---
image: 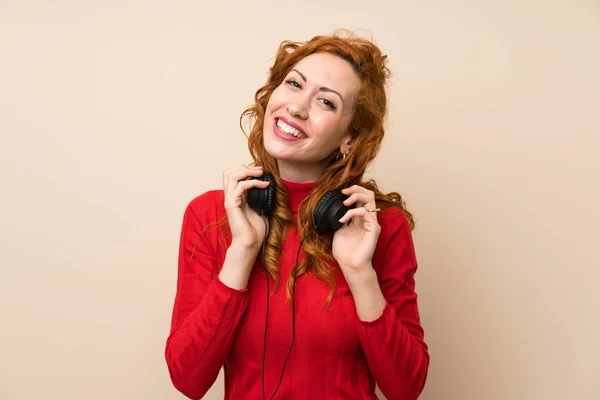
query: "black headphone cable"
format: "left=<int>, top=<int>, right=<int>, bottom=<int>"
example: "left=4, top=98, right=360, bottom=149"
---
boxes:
left=260, top=213, right=318, bottom=400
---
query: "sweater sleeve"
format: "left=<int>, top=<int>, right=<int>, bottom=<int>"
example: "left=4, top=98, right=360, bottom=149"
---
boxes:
left=165, top=194, right=249, bottom=399
left=356, top=209, right=430, bottom=400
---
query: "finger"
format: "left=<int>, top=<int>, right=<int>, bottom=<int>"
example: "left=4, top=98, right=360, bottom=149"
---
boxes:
left=236, top=178, right=270, bottom=193
left=341, top=185, right=370, bottom=195
left=230, top=179, right=270, bottom=206
left=342, top=192, right=372, bottom=208
left=223, top=165, right=263, bottom=183
left=338, top=207, right=378, bottom=225
left=341, top=186, right=375, bottom=202
left=223, top=165, right=264, bottom=195
left=342, top=192, right=377, bottom=214
left=223, top=165, right=264, bottom=206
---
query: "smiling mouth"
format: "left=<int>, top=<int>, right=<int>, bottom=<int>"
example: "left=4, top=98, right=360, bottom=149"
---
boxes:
left=275, top=118, right=307, bottom=139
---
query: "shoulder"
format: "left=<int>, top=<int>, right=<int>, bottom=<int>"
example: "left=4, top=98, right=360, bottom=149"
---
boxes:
left=373, top=205, right=417, bottom=267
left=183, top=189, right=225, bottom=223
left=377, top=205, right=412, bottom=238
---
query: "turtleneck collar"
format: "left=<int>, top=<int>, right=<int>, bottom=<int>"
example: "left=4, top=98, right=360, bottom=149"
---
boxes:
left=281, top=178, right=317, bottom=213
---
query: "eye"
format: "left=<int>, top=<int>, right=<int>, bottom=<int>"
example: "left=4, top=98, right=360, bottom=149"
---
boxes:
left=320, top=98, right=336, bottom=110
left=285, top=79, right=301, bottom=89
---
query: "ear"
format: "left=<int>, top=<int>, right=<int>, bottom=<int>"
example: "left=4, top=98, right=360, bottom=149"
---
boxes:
left=340, top=133, right=355, bottom=154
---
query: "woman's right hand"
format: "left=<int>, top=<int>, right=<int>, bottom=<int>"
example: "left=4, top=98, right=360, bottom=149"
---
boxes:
left=222, top=165, right=271, bottom=251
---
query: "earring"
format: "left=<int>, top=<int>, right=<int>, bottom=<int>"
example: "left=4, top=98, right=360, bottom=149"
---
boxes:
left=342, top=148, right=350, bottom=160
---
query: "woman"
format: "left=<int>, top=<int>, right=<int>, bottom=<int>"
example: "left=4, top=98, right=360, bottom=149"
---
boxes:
left=165, top=30, right=429, bottom=400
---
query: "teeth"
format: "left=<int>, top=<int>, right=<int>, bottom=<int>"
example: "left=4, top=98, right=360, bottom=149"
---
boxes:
left=277, top=119, right=305, bottom=138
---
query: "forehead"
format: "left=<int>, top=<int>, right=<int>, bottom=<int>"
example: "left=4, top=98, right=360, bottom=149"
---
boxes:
left=291, top=53, right=360, bottom=100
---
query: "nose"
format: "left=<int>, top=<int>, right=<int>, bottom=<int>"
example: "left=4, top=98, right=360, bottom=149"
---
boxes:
left=286, top=97, right=309, bottom=120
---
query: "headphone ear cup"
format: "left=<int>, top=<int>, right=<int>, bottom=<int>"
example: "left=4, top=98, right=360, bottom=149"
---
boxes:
left=247, top=171, right=276, bottom=215
left=263, top=172, right=275, bottom=214
left=314, top=190, right=356, bottom=233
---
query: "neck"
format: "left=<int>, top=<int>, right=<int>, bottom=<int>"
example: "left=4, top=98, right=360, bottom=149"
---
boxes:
left=280, top=177, right=317, bottom=214
left=276, top=158, right=330, bottom=183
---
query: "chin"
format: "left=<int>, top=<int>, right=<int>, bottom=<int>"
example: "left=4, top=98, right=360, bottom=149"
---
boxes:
left=263, top=142, right=291, bottom=161
left=263, top=138, right=298, bottom=162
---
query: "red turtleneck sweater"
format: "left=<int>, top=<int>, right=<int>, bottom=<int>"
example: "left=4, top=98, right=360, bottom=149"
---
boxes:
left=165, top=179, right=429, bottom=399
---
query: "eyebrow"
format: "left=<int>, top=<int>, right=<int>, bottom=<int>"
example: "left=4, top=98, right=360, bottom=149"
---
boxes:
left=291, top=68, right=345, bottom=105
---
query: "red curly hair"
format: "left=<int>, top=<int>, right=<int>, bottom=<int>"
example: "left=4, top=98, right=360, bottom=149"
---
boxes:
left=231, top=29, right=416, bottom=304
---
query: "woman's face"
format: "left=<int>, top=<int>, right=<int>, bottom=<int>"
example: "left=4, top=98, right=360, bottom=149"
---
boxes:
left=263, top=52, right=361, bottom=181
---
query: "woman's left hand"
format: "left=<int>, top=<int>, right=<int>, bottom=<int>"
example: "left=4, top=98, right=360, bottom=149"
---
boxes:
left=332, top=185, right=381, bottom=274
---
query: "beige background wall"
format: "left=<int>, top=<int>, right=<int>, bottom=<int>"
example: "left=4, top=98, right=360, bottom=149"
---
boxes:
left=1, top=1, right=599, bottom=399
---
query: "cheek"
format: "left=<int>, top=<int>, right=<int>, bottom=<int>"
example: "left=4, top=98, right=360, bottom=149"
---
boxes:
left=266, top=87, right=286, bottom=112
left=312, top=114, right=347, bottom=139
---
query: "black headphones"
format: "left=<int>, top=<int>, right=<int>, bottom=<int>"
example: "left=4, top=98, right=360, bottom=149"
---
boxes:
left=247, top=171, right=355, bottom=233
left=247, top=171, right=355, bottom=400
